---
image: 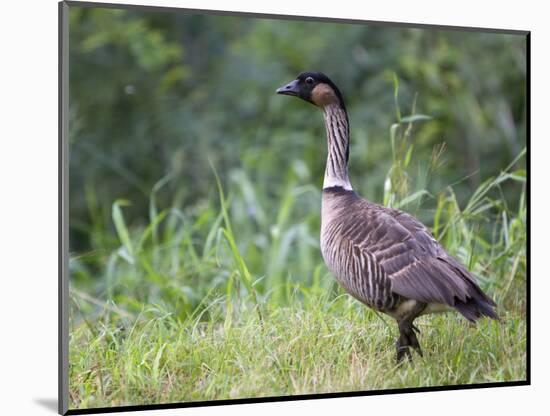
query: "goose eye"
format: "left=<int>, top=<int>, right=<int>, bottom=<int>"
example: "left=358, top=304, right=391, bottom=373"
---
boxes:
left=305, top=77, right=314, bottom=85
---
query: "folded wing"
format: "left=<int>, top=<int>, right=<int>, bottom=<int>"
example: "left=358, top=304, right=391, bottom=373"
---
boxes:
left=355, top=205, right=498, bottom=322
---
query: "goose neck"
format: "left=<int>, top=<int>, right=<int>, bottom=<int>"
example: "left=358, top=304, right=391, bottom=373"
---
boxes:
left=322, top=104, right=352, bottom=191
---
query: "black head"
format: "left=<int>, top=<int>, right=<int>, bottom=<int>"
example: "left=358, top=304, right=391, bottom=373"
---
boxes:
left=276, top=72, right=346, bottom=110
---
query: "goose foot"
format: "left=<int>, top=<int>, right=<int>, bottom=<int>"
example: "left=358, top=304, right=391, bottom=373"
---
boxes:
left=395, top=324, right=423, bottom=363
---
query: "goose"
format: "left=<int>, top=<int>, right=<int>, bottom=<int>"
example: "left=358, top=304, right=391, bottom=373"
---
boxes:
left=276, top=71, right=498, bottom=362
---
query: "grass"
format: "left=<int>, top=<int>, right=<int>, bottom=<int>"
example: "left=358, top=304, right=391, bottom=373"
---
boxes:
left=69, top=295, right=525, bottom=409
left=68, top=91, right=527, bottom=410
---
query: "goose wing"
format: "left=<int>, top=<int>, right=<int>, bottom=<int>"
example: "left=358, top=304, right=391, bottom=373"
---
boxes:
left=355, top=203, right=497, bottom=320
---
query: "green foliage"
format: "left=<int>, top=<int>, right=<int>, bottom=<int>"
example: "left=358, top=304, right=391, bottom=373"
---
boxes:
left=69, top=137, right=526, bottom=408
left=68, top=8, right=526, bottom=253
left=67, top=6, right=527, bottom=410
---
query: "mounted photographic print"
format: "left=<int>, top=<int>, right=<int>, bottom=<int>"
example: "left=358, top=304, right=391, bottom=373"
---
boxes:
left=59, top=1, right=529, bottom=414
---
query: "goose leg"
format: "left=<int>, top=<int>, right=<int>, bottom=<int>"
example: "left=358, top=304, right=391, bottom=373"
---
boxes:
left=396, top=329, right=413, bottom=362
left=395, top=302, right=426, bottom=363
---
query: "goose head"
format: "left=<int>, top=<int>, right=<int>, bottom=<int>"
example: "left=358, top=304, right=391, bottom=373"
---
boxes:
left=276, top=71, right=346, bottom=110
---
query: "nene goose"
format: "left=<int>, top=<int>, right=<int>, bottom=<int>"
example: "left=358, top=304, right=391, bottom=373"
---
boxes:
left=276, top=72, right=498, bottom=362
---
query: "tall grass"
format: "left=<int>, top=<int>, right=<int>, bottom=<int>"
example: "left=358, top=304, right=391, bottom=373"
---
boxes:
left=68, top=88, right=526, bottom=409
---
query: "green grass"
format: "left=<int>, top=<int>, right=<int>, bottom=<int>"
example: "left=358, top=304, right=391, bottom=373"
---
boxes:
left=69, top=296, right=525, bottom=408
left=68, top=101, right=527, bottom=410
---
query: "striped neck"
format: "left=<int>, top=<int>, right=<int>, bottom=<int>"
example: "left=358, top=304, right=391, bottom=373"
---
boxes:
left=322, top=103, right=352, bottom=191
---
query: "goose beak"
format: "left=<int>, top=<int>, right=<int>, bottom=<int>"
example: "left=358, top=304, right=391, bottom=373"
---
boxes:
left=276, top=79, right=300, bottom=97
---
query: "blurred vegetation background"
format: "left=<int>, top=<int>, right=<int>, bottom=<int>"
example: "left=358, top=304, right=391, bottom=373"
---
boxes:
left=68, top=6, right=526, bottom=322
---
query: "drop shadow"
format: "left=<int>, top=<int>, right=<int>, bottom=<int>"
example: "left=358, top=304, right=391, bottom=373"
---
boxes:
left=34, top=398, right=58, bottom=413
